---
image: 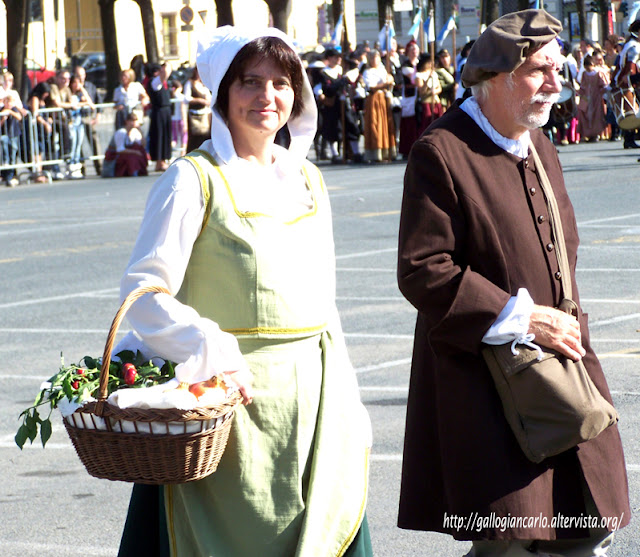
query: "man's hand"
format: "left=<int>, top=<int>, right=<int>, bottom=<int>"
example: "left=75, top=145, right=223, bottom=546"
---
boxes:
left=529, top=304, right=586, bottom=361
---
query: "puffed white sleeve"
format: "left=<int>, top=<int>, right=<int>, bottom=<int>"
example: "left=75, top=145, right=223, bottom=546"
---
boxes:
left=119, top=159, right=249, bottom=383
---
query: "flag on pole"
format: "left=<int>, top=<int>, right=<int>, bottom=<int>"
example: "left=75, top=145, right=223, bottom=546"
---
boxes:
left=630, top=1, right=640, bottom=23
left=378, top=22, right=396, bottom=52
left=424, top=16, right=436, bottom=43
left=436, top=16, right=457, bottom=43
left=331, top=14, right=344, bottom=44
left=408, top=11, right=422, bottom=39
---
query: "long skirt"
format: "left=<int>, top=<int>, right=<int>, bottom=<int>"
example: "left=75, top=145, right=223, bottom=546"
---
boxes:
left=115, top=144, right=148, bottom=177
left=364, top=91, right=396, bottom=162
left=117, top=485, right=372, bottom=557
left=399, top=115, right=419, bottom=156
left=148, top=106, right=172, bottom=161
left=417, top=101, right=444, bottom=136
left=118, top=333, right=371, bottom=557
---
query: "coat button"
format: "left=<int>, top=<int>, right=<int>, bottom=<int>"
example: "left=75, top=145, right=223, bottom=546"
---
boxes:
left=537, top=215, right=546, bottom=224
left=546, top=243, right=554, bottom=251
left=529, top=187, right=536, bottom=195
left=555, top=271, right=562, bottom=280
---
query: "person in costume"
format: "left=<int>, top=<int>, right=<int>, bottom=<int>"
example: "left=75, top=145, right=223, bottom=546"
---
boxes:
left=397, top=10, right=629, bottom=557
left=398, top=40, right=420, bottom=159
left=362, top=49, right=396, bottom=162
left=147, top=62, right=173, bottom=172
left=116, top=25, right=372, bottom=557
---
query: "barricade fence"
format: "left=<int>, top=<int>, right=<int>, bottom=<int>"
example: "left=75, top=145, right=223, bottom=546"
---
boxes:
left=0, top=100, right=165, bottom=185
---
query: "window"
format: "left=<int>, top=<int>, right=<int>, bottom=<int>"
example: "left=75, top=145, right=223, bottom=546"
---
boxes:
left=162, top=14, right=179, bottom=58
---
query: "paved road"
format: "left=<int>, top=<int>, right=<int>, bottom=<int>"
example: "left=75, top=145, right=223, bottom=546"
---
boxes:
left=1, top=141, right=638, bottom=556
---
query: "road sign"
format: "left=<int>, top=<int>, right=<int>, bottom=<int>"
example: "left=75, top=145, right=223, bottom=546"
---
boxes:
left=180, top=6, right=194, bottom=24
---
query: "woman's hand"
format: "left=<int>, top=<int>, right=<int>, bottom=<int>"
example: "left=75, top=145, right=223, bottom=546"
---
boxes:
left=529, top=304, right=586, bottom=361
left=225, top=368, right=254, bottom=405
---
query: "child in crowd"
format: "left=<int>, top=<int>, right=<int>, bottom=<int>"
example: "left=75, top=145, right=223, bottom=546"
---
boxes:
left=170, top=80, right=187, bottom=156
left=0, top=93, right=23, bottom=187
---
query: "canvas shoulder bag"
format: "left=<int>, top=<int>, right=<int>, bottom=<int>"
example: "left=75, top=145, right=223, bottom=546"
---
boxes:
left=481, top=142, right=618, bottom=464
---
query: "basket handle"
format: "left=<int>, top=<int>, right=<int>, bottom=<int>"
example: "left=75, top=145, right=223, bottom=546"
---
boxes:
left=98, top=285, right=171, bottom=402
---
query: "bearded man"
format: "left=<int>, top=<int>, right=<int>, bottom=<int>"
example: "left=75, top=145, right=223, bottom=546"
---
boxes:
left=397, top=10, right=630, bottom=557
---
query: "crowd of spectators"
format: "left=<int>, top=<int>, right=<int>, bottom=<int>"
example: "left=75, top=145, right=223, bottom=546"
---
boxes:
left=3, top=29, right=638, bottom=186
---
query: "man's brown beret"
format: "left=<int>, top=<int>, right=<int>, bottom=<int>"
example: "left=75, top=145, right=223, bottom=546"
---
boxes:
left=461, top=9, right=562, bottom=87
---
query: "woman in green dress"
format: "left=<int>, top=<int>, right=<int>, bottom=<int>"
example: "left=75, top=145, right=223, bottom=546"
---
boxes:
left=117, top=25, right=372, bottom=557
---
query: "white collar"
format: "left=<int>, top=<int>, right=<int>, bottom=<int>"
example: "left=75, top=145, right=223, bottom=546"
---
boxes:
left=460, top=96, right=530, bottom=159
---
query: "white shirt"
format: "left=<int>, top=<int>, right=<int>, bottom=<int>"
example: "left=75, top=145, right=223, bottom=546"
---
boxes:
left=113, top=127, right=143, bottom=152
left=113, top=81, right=147, bottom=111
left=460, top=96, right=534, bottom=344
left=362, top=66, right=388, bottom=89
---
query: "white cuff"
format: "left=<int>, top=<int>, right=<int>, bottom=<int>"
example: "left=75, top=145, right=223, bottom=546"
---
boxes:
left=482, top=288, right=534, bottom=345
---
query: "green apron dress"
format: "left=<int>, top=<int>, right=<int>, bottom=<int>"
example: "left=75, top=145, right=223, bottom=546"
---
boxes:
left=117, top=149, right=371, bottom=557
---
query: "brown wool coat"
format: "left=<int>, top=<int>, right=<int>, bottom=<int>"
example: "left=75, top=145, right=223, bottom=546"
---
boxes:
left=397, top=105, right=630, bottom=541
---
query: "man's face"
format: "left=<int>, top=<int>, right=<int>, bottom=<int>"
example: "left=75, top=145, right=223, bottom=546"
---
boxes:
left=57, top=72, right=71, bottom=88
left=75, top=67, right=86, bottom=84
left=492, top=39, right=563, bottom=135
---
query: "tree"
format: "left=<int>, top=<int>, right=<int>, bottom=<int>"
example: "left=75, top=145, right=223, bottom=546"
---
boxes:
left=377, top=0, right=393, bottom=31
left=263, top=0, right=291, bottom=31
left=98, top=0, right=121, bottom=101
left=3, top=0, right=30, bottom=100
left=481, top=0, right=500, bottom=27
left=331, top=0, right=350, bottom=51
left=133, top=0, right=159, bottom=64
left=215, top=0, right=234, bottom=26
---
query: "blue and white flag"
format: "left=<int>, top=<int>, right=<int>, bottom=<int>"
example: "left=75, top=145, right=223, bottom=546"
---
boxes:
left=408, top=11, right=422, bottom=39
left=424, top=16, right=436, bottom=43
left=331, top=14, right=344, bottom=44
left=629, top=1, right=640, bottom=24
left=436, top=16, right=457, bottom=43
left=378, top=22, right=396, bottom=52
left=529, top=0, right=540, bottom=9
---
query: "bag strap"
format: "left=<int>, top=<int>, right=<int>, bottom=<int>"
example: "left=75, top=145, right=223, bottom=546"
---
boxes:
left=528, top=142, right=572, bottom=302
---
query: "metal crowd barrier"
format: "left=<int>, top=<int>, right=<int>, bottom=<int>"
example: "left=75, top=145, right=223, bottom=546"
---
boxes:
left=0, top=103, right=150, bottom=185
left=0, top=99, right=184, bottom=185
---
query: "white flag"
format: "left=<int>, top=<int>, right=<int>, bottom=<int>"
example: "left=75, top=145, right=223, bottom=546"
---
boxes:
left=423, top=16, right=436, bottom=43
left=436, top=16, right=457, bottom=43
left=408, top=11, right=422, bottom=39
left=378, top=22, right=396, bottom=52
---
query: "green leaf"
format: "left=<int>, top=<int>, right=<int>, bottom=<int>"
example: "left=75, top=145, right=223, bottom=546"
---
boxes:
left=62, top=378, right=74, bottom=400
left=25, top=413, right=38, bottom=442
left=115, top=350, right=135, bottom=364
left=15, top=424, right=29, bottom=449
left=83, top=356, right=98, bottom=369
left=40, top=419, right=52, bottom=447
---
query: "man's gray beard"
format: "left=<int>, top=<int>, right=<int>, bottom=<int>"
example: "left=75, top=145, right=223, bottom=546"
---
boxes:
left=517, top=93, right=560, bottom=130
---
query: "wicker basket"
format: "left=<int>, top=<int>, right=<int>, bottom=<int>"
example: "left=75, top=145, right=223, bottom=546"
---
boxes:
left=63, top=285, right=242, bottom=485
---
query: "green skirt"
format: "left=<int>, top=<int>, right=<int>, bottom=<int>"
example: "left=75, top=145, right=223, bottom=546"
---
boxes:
left=117, top=484, right=373, bottom=557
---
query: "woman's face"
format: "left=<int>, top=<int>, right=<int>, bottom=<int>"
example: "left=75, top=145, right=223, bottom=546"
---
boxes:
left=226, top=56, right=295, bottom=141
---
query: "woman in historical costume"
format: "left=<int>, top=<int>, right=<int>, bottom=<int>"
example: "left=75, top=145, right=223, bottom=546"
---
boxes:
left=183, top=66, right=212, bottom=153
left=116, top=25, right=372, bottom=557
left=147, top=62, right=173, bottom=172
left=415, top=53, right=443, bottom=135
left=398, top=40, right=420, bottom=159
left=362, top=50, right=396, bottom=162
left=577, top=54, right=608, bottom=142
